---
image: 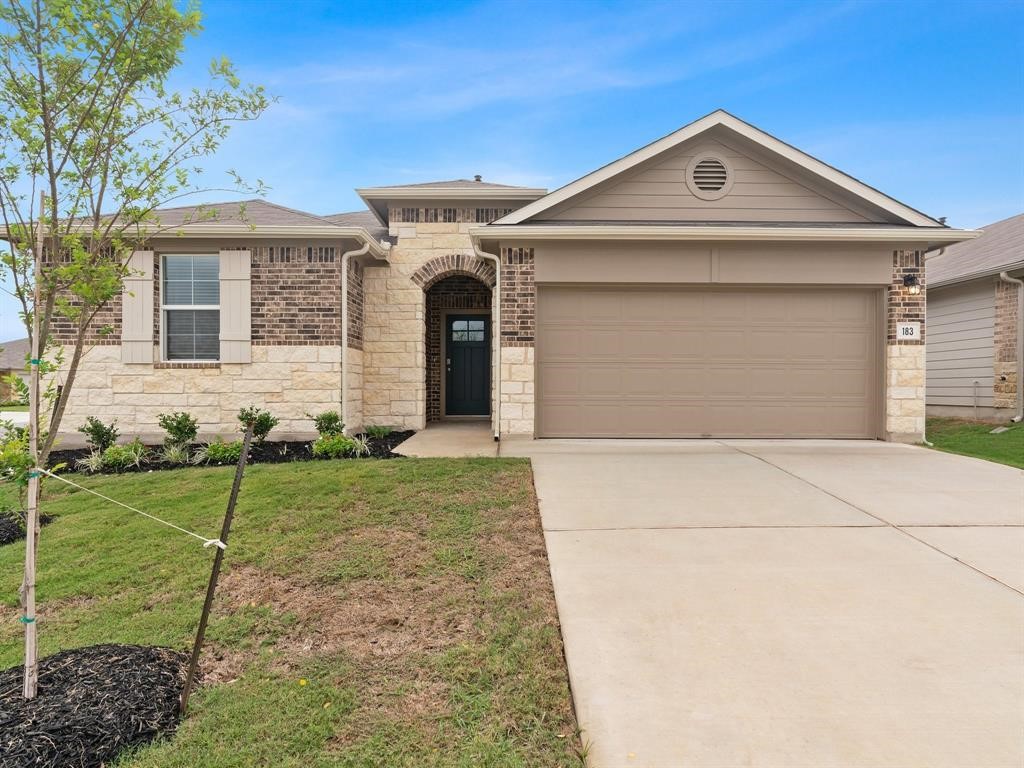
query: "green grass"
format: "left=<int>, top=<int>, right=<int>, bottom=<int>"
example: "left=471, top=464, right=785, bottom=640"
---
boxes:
left=926, top=417, right=1024, bottom=469
left=0, top=403, right=28, bottom=412
left=0, top=459, right=583, bottom=766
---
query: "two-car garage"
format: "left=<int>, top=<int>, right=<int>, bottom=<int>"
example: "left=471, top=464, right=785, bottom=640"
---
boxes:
left=535, top=285, right=883, bottom=439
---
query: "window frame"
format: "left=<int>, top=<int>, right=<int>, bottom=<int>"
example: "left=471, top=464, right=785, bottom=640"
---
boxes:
left=160, top=253, right=221, bottom=363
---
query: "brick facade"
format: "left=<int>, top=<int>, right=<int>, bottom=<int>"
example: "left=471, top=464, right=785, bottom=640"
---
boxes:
left=409, top=253, right=495, bottom=290
left=346, top=259, right=364, bottom=350
left=885, top=249, right=927, bottom=442
left=425, top=275, right=492, bottom=422
left=994, top=278, right=1020, bottom=410
left=390, top=207, right=512, bottom=224
left=500, top=247, right=535, bottom=346
left=887, top=249, right=926, bottom=344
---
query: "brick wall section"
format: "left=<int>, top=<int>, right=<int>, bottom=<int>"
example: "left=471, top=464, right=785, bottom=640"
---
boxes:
left=250, top=245, right=341, bottom=345
left=346, top=259, right=364, bottom=350
left=500, top=247, right=535, bottom=346
left=54, top=243, right=350, bottom=347
left=409, top=253, right=495, bottom=289
left=390, top=207, right=513, bottom=224
left=887, top=249, right=926, bottom=343
left=994, top=278, right=1020, bottom=409
left=425, top=276, right=492, bottom=422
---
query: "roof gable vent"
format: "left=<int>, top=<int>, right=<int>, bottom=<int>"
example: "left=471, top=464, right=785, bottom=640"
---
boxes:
left=686, top=153, right=734, bottom=200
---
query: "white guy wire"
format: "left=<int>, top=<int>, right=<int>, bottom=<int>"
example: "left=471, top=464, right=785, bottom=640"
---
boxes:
left=33, top=468, right=226, bottom=550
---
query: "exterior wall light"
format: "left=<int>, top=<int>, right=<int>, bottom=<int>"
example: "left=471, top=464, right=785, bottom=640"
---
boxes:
left=903, top=273, right=922, bottom=295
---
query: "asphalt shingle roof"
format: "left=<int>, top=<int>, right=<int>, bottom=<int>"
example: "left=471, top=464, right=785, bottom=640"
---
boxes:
left=927, top=213, right=1024, bottom=285
left=0, top=338, right=29, bottom=370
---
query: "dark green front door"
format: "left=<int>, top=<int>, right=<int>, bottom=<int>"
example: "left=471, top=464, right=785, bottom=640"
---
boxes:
left=446, top=315, right=490, bottom=416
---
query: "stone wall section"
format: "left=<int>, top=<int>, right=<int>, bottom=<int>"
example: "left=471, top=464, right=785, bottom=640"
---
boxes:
left=994, top=278, right=1020, bottom=410
left=344, top=347, right=364, bottom=432
left=57, top=344, right=339, bottom=438
left=885, top=248, right=926, bottom=442
left=500, top=346, right=535, bottom=435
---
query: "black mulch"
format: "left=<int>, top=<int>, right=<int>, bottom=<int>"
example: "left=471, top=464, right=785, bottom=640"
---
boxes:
left=0, top=644, right=188, bottom=768
left=46, top=430, right=416, bottom=475
left=0, top=512, right=55, bottom=548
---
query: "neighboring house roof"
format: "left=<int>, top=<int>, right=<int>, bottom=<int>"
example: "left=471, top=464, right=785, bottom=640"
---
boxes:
left=927, top=213, right=1024, bottom=287
left=494, top=109, right=945, bottom=229
left=356, top=179, right=548, bottom=224
left=323, top=209, right=388, bottom=241
left=0, top=338, right=29, bottom=371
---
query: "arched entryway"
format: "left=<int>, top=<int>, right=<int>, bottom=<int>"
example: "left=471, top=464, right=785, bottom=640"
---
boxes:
left=424, top=274, right=493, bottom=422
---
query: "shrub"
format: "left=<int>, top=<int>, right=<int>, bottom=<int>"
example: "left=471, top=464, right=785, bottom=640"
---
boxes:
left=157, top=411, right=198, bottom=446
left=237, top=406, right=278, bottom=444
left=160, top=443, right=191, bottom=466
left=194, top=438, right=243, bottom=465
left=307, top=410, right=344, bottom=437
left=3, top=374, right=29, bottom=405
left=311, top=434, right=356, bottom=459
left=0, top=423, right=32, bottom=485
left=101, top=438, right=146, bottom=471
left=78, top=416, right=119, bottom=453
left=75, top=451, right=104, bottom=474
left=365, top=425, right=392, bottom=439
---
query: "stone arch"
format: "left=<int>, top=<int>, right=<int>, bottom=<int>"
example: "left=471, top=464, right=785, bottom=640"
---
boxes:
left=410, top=254, right=496, bottom=290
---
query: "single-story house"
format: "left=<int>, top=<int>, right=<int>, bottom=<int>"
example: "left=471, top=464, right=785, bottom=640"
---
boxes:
left=30, top=110, right=978, bottom=443
left=926, top=213, right=1023, bottom=421
left=0, top=338, right=30, bottom=403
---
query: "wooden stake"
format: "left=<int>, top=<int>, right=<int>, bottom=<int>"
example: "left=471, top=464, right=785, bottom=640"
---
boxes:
left=179, top=424, right=255, bottom=714
left=21, top=190, right=44, bottom=700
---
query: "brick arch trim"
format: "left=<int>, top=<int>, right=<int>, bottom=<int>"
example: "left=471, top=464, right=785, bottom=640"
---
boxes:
left=410, top=254, right=496, bottom=290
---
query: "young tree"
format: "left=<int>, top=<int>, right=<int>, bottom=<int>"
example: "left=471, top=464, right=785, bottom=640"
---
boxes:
left=0, top=0, right=269, bottom=697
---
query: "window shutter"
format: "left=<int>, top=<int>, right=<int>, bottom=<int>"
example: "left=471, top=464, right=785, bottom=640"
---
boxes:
left=219, top=250, right=251, bottom=363
left=121, top=250, right=154, bottom=363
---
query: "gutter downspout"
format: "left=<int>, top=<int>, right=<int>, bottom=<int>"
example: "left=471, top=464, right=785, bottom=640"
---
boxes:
left=340, top=241, right=371, bottom=435
left=473, top=243, right=501, bottom=441
left=999, top=271, right=1024, bottom=423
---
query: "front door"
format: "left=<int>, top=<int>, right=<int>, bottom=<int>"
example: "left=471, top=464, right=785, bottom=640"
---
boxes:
left=446, top=315, right=490, bottom=416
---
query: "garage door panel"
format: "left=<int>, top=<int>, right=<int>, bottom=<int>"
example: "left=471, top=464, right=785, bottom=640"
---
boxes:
left=537, top=286, right=879, bottom=438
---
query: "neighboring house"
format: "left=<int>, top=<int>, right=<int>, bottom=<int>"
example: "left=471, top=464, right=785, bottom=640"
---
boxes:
left=0, top=338, right=30, bottom=403
left=926, top=213, right=1024, bottom=421
left=6, top=110, right=977, bottom=443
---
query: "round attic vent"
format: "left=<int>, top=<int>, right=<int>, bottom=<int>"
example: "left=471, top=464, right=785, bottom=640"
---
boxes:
left=685, top=153, right=734, bottom=200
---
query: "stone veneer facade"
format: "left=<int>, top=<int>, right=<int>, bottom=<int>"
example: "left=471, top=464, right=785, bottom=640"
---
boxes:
left=885, top=249, right=927, bottom=442
left=993, top=278, right=1020, bottom=411
left=47, top=221, right=935, bottom=443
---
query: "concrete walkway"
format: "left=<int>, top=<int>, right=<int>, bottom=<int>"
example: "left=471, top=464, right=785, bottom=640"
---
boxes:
left=393, top=420, right=497, bottom=457
left=501, top=439, right=1024, bottom=768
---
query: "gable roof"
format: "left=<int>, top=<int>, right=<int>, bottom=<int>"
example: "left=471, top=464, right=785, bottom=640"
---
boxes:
left=927, top=213, right=1024, bottom=287
left=356, top=179, right=547, bottom=224
left=494, top=110, right=942, bottom=228
left=147, top=199, right=343, bottom=229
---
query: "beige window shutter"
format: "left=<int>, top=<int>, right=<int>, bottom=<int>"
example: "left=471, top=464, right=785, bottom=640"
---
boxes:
left=219, top=249, right=252, bottom=363
left=121, top=250, right=154, bottom=363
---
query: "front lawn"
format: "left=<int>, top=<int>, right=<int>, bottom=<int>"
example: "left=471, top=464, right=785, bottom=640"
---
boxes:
left=0, top=459, right=583, bottom=766
left=926, top=417, right=1024, bottom=469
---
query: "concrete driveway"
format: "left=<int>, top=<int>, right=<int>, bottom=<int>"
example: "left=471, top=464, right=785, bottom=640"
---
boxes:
left=501, top=439, right=1024, bottom=768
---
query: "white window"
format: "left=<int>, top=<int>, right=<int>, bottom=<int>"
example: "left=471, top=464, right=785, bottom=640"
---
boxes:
left=162, top=254, right=220, bottom=361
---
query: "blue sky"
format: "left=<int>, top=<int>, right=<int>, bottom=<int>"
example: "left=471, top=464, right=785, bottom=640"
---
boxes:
left=2, top=0, right=1023, bottom=340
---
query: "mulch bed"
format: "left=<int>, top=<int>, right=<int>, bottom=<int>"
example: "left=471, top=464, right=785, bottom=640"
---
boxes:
left=46, top=430, right=416, bottom=476
left=0, top=644, right=188, bottom=767
left=0, top=512, right=55, bottom=548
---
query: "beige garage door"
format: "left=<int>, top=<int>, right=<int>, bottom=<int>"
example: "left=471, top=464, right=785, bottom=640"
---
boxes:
left=537, top=286, right=881, bottom=438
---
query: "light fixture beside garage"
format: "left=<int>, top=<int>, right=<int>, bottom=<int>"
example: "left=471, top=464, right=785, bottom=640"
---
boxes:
left=903, top=273, right=922, bottom=295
